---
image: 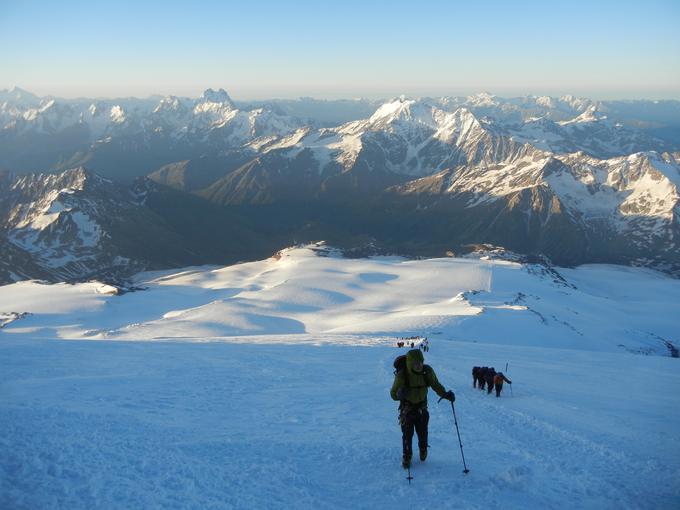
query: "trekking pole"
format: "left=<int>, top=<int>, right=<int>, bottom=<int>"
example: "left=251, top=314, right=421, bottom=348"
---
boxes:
left=439, top=397, right=470, bottom=474
left=406, top=465, right=413, bottom=484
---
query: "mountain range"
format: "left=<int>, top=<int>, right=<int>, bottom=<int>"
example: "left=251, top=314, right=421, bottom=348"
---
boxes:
left=1, top=87, right=679, bottom=284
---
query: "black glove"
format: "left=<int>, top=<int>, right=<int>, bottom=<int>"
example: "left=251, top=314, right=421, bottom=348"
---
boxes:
left=445, top=390, right=455, bottom=402
left=396, top=387, right=406, bottom=400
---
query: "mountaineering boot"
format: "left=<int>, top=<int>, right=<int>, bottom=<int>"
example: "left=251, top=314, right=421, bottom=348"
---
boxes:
left=402, top=453, right=412, bottom=469
left=419, top=447, right=428, bottom=462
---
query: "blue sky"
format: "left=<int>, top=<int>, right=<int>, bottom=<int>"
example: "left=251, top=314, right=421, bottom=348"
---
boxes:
left=1, top=0, right=678, bottom=99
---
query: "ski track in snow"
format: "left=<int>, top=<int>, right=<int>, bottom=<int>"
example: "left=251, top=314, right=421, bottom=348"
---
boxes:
left=1, top=338, right=679, bottom=509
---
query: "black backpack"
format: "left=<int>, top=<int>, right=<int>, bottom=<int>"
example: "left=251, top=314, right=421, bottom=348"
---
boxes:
left=393, top=354, right=407, bottom=374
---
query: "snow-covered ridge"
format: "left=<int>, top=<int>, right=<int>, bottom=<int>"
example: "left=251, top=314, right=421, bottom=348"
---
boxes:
left=1, top=244, right=677, bottom=358
left=238, top=93, right=672, bottom=184
left=250, top=97, right=514, bottom=177
left=1, top=88, right=674, bottom=162
left=3, top=168, right=104, bottom=259
left=0, top=87, right=303, bottom=146
left=558, top=104, right=605, bottom=125
left=555, top=151, right=680, bottom=222
left=393, top=148, right=680, bottom=241
left=0, top=168, right=158, bottom=281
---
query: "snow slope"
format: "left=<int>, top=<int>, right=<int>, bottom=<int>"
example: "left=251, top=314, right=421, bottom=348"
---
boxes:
left=1, top=245, right=677, bottom=356
left=1, top=337, right=678, bottom=509
left=1, top=246, right=679, bottom=508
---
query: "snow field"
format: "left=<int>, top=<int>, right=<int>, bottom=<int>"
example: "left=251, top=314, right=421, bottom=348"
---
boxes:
left=1, top=338, right=678, bottom=509
left=1, top=247, right=680, bottom=508
left=0, top=247, right=677, bottom=358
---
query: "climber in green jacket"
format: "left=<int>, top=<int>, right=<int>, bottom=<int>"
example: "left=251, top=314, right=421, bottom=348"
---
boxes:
left=391, top=349, right=455, bottom=469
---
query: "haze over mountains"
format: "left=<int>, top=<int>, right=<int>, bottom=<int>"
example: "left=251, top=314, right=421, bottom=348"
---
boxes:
left=1, top=87, right=679, bottom=284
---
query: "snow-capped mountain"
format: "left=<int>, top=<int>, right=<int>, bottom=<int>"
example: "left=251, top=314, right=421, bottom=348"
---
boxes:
left=0, top=86, right=42, bottom=115
left=193, top=97, right=535, bottom=204
left=449, top=92, right=597, bottom=122
left=502, top=105, right=670, bottom=157
left=1, top=88, right=677, bottom=183
left=176, top=95, right=676, bottom=207
left=0, top=168, right=203, bottom=283
left=1, top=89, right=679, bottom=282
left=140, top=89, right=303, bottom=149
left=390, top=149, right=680, bottom=269
left=0, top=88, right=304, bottom=181
left=0, top=166, right=298, bottom=285
left=253, top=97, right=527, bottom=177
left=396, top=150, right=680, bottom=222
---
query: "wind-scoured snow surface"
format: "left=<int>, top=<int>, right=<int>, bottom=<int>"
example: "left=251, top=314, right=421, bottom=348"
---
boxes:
left=1, top=246, right=679, bottom=509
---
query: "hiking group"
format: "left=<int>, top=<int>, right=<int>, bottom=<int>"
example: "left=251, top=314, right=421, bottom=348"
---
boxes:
left=390, top=350, right=512, bottom=473
left=472, top=366, right=512, bottom=397
left=396, top=336, right=428, bottom=351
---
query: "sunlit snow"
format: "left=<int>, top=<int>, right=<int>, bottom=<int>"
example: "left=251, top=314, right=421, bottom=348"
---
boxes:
left=1, top=246, right=678, bottom=508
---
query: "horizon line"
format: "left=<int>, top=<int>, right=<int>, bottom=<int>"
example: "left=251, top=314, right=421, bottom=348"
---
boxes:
left=2, top=86, right=680, bottom=103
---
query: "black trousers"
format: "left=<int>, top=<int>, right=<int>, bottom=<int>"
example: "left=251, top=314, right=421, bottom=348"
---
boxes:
left=401, top=408, right=429, bottom=456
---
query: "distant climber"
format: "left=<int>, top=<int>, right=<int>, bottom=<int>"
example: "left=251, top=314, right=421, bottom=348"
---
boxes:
left=391, top=349, right=455, bottom=469
left=477, top=366, right=489, bottom=390
left=484, top=367, right=497, bottom=395
left=472, top=366, right=480, bottom=388
left=493, top=372, right=512, bottom=397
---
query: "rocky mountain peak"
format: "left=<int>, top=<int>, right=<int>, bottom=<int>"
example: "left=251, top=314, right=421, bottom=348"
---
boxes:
left=199, top=88, right=234, bottom=107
